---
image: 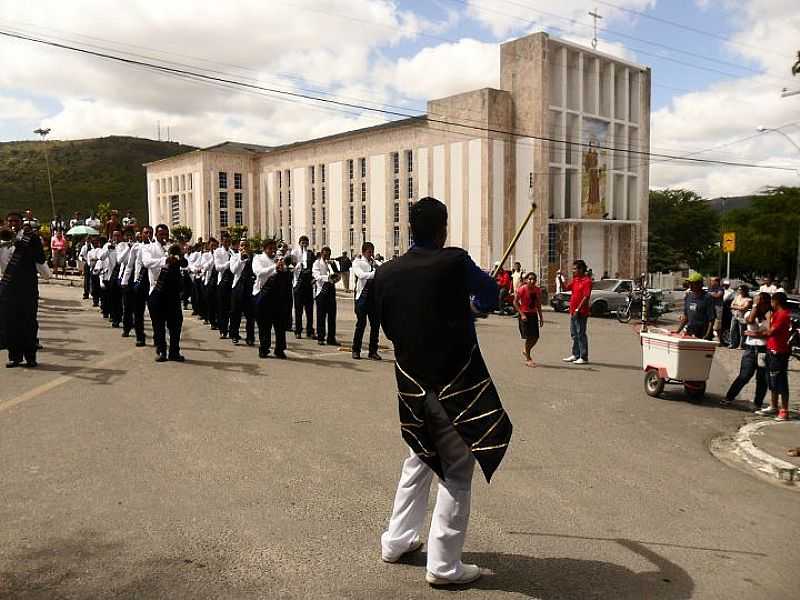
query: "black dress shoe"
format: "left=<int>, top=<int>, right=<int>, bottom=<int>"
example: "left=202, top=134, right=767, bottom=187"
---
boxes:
left=327, top=339, right=341, bottom=347
left=368, top=352, right=382, bottom=361
left=155, top=354, right=168, bottom=363
left=231, top=337, right=240, bottom=345
left=111, top=322, right=120, bottom=328
left=245, top=339, right=255, bottom=346
left=121, top=331, right=130, bottom=338
left=219, top=333, right=228, bottom=339
left=210, top=325, right=218, bottom=331
left=22, top=361, right=38, bottom=368
left=168, top=354, right=185, bottom=363
left=5, top=361, right=21, bottom=368
left=295, top=332, right=302, bottom=339
left=318, top=340, right=326, bottom=346
left=352, top=351, right=361, bottom=360
left=274, top=350, right=288, bottom=359
left=258, top=349, right=269, bottom=359
left=135, top=340, right=146, bottom=347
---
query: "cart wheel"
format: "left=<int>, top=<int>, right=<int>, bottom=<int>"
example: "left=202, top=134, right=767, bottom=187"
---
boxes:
left=644, top=370, right=665, bottom=397
left=684, top=382, right=706, bottom=401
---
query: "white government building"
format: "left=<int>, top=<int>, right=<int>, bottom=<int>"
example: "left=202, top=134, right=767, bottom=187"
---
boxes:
left=145, top=31, right=651, bottom=287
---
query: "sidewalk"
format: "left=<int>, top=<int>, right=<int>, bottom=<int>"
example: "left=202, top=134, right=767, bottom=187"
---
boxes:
left=730, top=419, right=800, bottom=485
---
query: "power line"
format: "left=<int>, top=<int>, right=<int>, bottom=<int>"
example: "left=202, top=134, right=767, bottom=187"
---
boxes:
left=0, top=28, right=795, bottom=174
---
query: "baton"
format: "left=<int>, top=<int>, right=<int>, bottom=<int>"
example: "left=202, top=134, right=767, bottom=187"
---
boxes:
left=490, top=202, right=537, bottom=278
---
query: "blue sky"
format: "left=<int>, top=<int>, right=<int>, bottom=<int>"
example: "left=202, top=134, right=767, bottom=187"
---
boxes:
left=0, top=0, right=798, bottom=195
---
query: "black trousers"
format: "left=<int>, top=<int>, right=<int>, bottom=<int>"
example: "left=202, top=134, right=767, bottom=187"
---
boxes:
left=121, top=283, right=135, bottom=333
left=133, top=277, right=149, bottom=343
left=230, top=284, right=255, bottom=341
left=256, top=291, right=286, bottom=353
left=205, top=278, right=218, bottom=327
left=100, top=282, right=110, bottom=318
left=148, top=290, right=183, bottom=357
left=90, top=273, right=101, bottom=306
left=193, top=278, right=206, bottom=319
left=108, top=277, right=122, bottom=325
left=217, top=274, right=233, bottom=334
left=294, top=282, right=314, bottom=335
left=352, top=296, right=379, bottom=354
left=82, top=264, right=91, bottom=298
left=182, top=272, right=193, bottom=310
left=725, top=345, right=767, bottom=406
left=315, top=287, right=337, bottom=343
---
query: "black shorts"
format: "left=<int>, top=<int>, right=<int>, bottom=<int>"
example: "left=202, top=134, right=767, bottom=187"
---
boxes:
left=767, top=352, right=790, bottom=396
left=518, top=313, right=540, bottom=339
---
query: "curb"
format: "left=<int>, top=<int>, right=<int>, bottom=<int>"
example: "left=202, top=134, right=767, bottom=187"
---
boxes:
left=732, top=420, right=799, bottom=484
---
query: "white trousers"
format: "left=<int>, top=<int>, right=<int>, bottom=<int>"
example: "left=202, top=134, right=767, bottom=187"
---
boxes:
left=381, top=392, right=475, bottom=579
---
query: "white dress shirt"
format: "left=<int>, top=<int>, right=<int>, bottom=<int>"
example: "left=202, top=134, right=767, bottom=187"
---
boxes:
left=230, top=251, right=248, bottom=288
left=312, top=258, right=335, bottom=298
left=116, top=242, right=133, bottom=283
left=140, top=241, right=169, bottom=295
left=351, top=255, right=376, bottom=301
left=290, top=246, right=311, bottom=287
left=214, top=246, right=233, bottom=284
left=201, top=251, right=215, bottom=285
left=0, top=245, right=13, bottom=277
left=251, top=252, right=278, bottom=296
left=97, top=241, right=119, bottom=282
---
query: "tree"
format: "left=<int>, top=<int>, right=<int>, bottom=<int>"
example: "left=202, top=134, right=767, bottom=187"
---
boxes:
left=648, top=189, right=720, bottom=273
left=228, top=224, right=248, bottom=242
left=720, top=186, right=799, bottom=283
left=170, top=225, right=192, bottom=242
left=95, top=201, right=113, bottom=224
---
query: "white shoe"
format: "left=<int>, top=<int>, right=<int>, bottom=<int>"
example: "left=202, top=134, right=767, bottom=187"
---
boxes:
left=381, top=538, right=423, bottom=563
left=573, top=358, right=588, bottom=365
left=426, top=564, right=483, bottom=586
left=562, top=355, right=577, bottom=362
left=755, top=406, right=777, bottom=416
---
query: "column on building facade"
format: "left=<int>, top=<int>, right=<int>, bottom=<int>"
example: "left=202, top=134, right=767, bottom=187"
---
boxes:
left=328, top=161, right=344, bottom=256
left=368, top=154, right=387, bottom=256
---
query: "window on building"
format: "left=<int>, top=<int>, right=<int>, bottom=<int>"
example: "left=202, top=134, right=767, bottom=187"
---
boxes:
left=170, top=196, right=180, bottom=226
left=312, top=207, right=316, bottom=226
left=349, top=182, right=354, bottom=203
left=392, top=152, right=399, bottom=175
left=360, top=157, right=366, bottom=178
left=235, top=211, right=243, bottom=226
left=219, top=172, right=227, bottom=189
left=349, top=205, right=354, bottom=225
left=322, top=207, right=326, bottom=226
left=219, top=191, right=228, bottom=209
left=181, top=174, right=186, bottom=190
left=361, top=227, right=366, bottom=242
left=234, top=173, right=242, bottom=189
left=320, top=164, right=326, bottom=183
left=310, top=165, right=315, bottom=185
left=393, top=178, right=400, bottom=201
left=361, top=181, right=367, bottom=202
left=288, top=189, right=292, bottom=206
left=321, top=186, right=326, bottom=203
left=312, top=230, right=317, bottom=246
left=393, top=226, right=400, bottom=248
left=361, top=204, right=366, bottom=224
left=348, top=159, right=354, bottom=180
left=168, top=178, right=172, bottom=193
left=407, top=176, right=413, bottom=200
left=322, top=228, right=327, bottom=245
left=286, top=170, right=291, bottom=187
left=277, top=170, right=282, bottom=187
left=174, top=176, right=179, bottom=193
left=288, top=208, right=292, bottom=227
left=311, top=187, right=316, bottom=205
left=279, top=209, right=283, bottom=225
left=279, top=190, right=282, bottom=207
left=188, top=173, right=192, bottom=190
left=393, top=202, right=400, bottom=223
left=406, top=149, right=413, bottom=173
left=219, top=191, right=229, bottom=228
left=349, top=228, right=354, bottom=246
left=220, top=210, right=229, bottom=228
left=234, top=192, right=243, bottom=210
left=408, top=225, right=413, bottom=248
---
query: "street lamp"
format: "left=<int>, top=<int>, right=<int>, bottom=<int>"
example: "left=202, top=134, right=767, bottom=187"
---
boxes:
left=756, top=125, right=800, bottom=293
left=33, top=127, right=57, bottom=223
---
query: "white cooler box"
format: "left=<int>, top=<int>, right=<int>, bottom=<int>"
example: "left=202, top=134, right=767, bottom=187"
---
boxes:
left=640, top=331, right=717, bottom=381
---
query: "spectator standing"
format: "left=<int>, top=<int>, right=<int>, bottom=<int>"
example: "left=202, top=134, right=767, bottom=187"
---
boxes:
left=337, top=250, right=352, bottom=292
left=23, top=209, right=39, bottom=230
left=85, top=213, right=101, bottom=230
left=69, top=212, right=82, bottom=229
left=510, top=262, right=525, bottom=291
left=675, top=273, right=715, bottom=338
left=562, top=259, right=592, bottom=365
left=708, top=276, right=724, bottom=343
left=122, top=211, right=137, bottom=229
left=728, top=284, right=752, bottom=349
left=555, top=269, right=565, bottom=294
left=514, top=272, right=544, bottom=367
left=752, top=292, right=793, bottom=421
left=494, top=263, right=513, bottom=312
left=104, top=210, right=121, bottom=238
left=50, top=229, right=69, bottom=279
left=723, top=292, right=769, bottom=408
left=759, top=275, right=778, bottom=295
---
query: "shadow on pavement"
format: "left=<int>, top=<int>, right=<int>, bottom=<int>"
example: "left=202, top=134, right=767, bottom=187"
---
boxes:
left=31, top=363, right=126, bottom=385
left=458, top=539, right=695, bottom=599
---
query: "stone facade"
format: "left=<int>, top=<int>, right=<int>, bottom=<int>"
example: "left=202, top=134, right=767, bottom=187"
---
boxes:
left=145, top=32, right=651, bottom=286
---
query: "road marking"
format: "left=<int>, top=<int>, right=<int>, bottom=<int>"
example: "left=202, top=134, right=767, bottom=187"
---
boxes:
left=0, top=347, right=139, bottom=415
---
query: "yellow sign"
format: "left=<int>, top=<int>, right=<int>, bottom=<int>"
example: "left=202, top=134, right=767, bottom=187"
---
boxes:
left=722, top=232, right=736, bottom=253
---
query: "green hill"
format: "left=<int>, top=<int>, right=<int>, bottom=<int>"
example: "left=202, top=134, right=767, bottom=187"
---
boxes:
left=0, top=136, right=197, bottom=223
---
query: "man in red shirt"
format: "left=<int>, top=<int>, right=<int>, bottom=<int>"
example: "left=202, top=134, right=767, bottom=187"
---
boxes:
left=494, top=264, right=513, bottom=312
left=562, top=259, right=592, bottom=364
left=750, top=292, right=792, bottom=421
left=513, top=272, right=544, bottom=367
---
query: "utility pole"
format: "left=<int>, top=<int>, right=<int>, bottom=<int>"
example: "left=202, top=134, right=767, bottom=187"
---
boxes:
left=33, top=127, right=56, bottom=222
left=588, top=8, right=602, bottom=50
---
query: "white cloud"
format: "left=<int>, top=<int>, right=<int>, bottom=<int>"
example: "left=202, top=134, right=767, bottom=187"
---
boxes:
left=0, top=95, right=45, bottom=121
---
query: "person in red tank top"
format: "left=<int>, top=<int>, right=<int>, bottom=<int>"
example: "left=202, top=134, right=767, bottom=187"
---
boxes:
left=513, top=272, right=544, bottom=367
left=748, top=292, right=793, bottom=421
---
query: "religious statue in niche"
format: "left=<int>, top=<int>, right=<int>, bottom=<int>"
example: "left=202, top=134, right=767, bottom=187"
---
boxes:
left=581, top=118, right=608, bottom=219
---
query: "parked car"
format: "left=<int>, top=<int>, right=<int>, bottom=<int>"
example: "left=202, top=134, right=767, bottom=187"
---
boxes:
left=550, top=278, right=635, bottom=317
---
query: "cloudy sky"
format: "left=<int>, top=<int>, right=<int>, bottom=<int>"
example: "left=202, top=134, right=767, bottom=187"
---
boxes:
left=1, top=0, right=798, bottom=197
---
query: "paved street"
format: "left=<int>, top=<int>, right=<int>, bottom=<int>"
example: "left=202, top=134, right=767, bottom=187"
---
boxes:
left=1, top=284, right=798, bottom=600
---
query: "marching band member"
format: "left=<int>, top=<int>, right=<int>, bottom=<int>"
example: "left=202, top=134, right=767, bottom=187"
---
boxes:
left=253, top=238, right=287, bottom=359
left=187, top=242, right=203, bottom=317
left=312, top=246, right=339, bottom=346
left=141, top=224, right=186, bottom=362
left=78, top=236, right=92, bottom=299
left=203, top=238, right=218, bottom=329
left=97, top=229, right=123, bottom=327
left=116, top=227, right=136, bottom=337
left=127, top=225, right=153, bottom=347
left=214, top=233, right=234, bottom=338
left=375, top=197, right=511, bottom=587
left=1, top=212, right=47, bottom=368
left=351, top=241, right=381, bottom=360
left=181, top=240, right=194, bottom=312
left=229, top=238, right=256, bottom=345
left=290, top=235, right=315, bottom=339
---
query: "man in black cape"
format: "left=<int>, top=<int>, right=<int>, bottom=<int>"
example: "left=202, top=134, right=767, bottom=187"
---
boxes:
left=0, top=212, right=47, bottom=368
left=374, top=197, right=512, bottom=587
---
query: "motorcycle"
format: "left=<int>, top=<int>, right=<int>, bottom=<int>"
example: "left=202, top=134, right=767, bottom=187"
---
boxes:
left=790, top=315, right=800, bottom=361
left=617, top=287, right=669, bottom=323
left=550, top=292, right=570, bottom=313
